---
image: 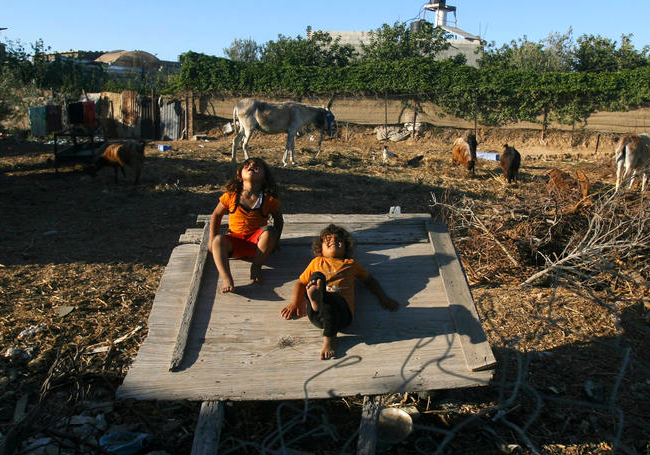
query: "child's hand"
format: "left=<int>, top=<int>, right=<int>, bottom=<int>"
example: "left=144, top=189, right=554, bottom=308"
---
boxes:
left=280, top=302, right=301, bottom=319
left=380, top=297, right=399, bottom=311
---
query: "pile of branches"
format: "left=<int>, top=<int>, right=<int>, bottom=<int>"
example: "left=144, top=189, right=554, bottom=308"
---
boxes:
left=431, top=185, right=650, bottom=295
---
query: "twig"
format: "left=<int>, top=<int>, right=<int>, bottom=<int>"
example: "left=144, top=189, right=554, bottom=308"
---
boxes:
left=469, top=208, right=519, bottom=268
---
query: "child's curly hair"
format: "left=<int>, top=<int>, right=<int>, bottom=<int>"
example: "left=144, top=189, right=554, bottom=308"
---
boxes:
left=312, top=224, right=355, bottom=258
left=224, top=158, right=279, bottom=197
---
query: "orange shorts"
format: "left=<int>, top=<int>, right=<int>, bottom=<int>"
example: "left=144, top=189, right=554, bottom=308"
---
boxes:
left=227, top=227, right=268, bottom=259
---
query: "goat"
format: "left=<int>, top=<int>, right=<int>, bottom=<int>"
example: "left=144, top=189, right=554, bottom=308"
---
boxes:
left=231, top=98, right=335, bottom=166
left=86, top=140, right=145, bottom=185
left=614, top=133, right=650, bottom=192
left=547, top=168, right=590, bottom=198
left=451, top=131, right=477, bottom=174
left=500, top=144, right=521, bottom=184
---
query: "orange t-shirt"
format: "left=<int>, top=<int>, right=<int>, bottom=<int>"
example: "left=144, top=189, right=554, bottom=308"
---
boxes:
left=219, top=191, right=280, bottom=236
left=299, top=256, right=369, bottom=314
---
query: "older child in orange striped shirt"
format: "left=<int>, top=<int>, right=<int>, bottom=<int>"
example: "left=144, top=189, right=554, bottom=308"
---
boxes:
left=209, top=158, right=283, bottom=293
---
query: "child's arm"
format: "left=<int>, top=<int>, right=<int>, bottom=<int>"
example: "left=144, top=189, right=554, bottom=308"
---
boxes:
left=281, top=280, right=306, bottom=319
left=271, top=209, right=284, bottom=250
left=363, top=274, right=399, bottom=311
left=208, top=202, right=228, bottom=252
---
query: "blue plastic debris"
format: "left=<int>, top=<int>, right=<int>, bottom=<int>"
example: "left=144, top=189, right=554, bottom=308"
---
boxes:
left=157, top=144, right=172, bottom=152
left=99, top=432, right=151, bottom=455
left=477, top=152, right=500, bottom=161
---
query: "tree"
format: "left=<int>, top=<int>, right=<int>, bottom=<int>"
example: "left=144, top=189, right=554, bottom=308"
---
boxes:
left=574, top=34, right=619, bottom=72
left=260, top=27, right=356, bottom=67
left=359, top=21, right=451, bottom=62
left=223, top=38, right=261, bottom=63
left=574, top=33, right=648, bottom=72
left=0, top=39, right=41, bottom=124
left=479, top=29, right=574, bottom=72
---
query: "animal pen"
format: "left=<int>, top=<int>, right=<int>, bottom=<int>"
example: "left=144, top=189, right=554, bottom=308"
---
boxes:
left=117, top=213, right=496, bottom=454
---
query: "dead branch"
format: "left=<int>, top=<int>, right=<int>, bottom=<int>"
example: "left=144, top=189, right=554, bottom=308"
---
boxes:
left=522, top=190, right=650, bottom=286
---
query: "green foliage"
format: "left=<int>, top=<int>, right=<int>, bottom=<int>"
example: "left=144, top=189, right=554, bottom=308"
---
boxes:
left=224, top=38, right=261, bottom=63
left=0, top=39, right=44, bottom=123
left=178, top=50, right=650, bottom=128
left=479, top=30, right=575, bottom=72
left=575, top=33, right=649, bottom=72
left=259, top=27, right=356, bottom=68
left=360, top=21, right=451, bottom=62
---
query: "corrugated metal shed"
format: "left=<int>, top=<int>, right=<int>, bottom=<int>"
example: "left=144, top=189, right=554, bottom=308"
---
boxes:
left=45, top=105, right=62, bottom=133
left=29, top=106, right=47, bottom=137
left=94, top=92, right=121, bottom=138
left=120, top=90, right=141, bottom=138
left=159, top=99, right=181, bottom=140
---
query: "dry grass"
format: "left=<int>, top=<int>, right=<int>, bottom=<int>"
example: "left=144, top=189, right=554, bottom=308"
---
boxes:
left=0, top=126, right=648, bottom=454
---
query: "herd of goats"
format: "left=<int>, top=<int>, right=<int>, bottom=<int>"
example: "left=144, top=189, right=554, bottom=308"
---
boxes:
left=84, top=98, right=650, bottom=193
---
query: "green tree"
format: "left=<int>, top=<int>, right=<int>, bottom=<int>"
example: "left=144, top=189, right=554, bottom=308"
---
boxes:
left=479, top=29, right=574, bottom=72
left=260, top=27, right=356, bottom=67
left=0, top=39, right=41, bottom=124
left=223, top=38, right=261, bottom=63
left=574, top=33, right=649, bottom=72
left=360, top=21, right=450, bottom=62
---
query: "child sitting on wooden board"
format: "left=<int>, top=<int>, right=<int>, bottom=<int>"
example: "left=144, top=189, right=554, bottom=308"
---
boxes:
left=209, top=158, right=283, bottom=293
left=280, top=224, right=399, bottom=359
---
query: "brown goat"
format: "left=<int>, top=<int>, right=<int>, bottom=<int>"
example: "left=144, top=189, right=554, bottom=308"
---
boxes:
left=87, top=140, right=145, bottom=185
left=451, top=131, right=477, bottom=174
left=500, top=144, right=521, bottom=184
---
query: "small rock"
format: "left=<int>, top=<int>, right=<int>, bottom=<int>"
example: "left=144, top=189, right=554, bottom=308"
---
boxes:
left=18, top=323, right=47, bottom=339
left=55, top=306, right=75, bottom=317
left=70, top=415, right=96, bottom=426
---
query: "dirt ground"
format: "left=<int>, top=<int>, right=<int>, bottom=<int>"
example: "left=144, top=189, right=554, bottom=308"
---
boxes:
left=1, top=125, right=649, bottom=455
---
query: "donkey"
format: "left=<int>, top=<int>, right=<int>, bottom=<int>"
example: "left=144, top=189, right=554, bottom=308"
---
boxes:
left=231, top=98, right=335, bottom=166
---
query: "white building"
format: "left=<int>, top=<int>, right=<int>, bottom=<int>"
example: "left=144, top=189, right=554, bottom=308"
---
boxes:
left=318, top=1, right=482, bottom=67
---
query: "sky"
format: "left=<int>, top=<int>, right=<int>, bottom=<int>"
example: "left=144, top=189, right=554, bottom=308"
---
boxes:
left=2, top=0, right=650, bottom=62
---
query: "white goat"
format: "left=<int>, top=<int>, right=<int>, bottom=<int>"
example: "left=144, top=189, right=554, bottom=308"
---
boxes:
left=614, top=133, right=650, bottom=191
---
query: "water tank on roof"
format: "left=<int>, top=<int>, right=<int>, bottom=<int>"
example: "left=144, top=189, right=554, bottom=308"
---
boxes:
left=410, top=19, right=430, bottom=33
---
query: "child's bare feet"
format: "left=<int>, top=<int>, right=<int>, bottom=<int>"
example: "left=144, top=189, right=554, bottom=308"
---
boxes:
left=306, top=278, right=323, bottom=311
left=250, top=264, right=263, bottom=284
left=320, top=336, right=336, bottom=360
left=220, top=277, right=235, bottom=293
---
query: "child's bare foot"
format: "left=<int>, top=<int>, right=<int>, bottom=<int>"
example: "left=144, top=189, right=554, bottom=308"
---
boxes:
left=306, top=279, right=323, bottom=311
left=220, top=278, right=235, bottom=293
left=320, top=336, right=336, bottom=360
left=250, top=264, right=263, bottom=284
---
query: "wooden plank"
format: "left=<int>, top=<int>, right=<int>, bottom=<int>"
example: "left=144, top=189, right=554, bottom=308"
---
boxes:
left=426, top=221, right=497, bottom=371
left=119, top=214, right=496, bottom=401
left=179, top=222, right=428, bottom=245
left=197, top=213, right=431, bottom=225
left=170, top=222, right=210, bottom=371
left=190, top=400, right=224, bottom=455
left=357, top=395, right=382, bottom=455
left=118, top=241, right=493, bottom=401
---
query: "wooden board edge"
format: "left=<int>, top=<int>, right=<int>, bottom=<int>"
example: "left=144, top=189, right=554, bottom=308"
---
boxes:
left=197, top=213, right=432, bottom=224
left=426, top=221, right=497, bottom=372
left=190, top=400, right=224, bottom=455
left=357, top=395, right=382, bottom=455
left=170, top=222, right=210, bottom=370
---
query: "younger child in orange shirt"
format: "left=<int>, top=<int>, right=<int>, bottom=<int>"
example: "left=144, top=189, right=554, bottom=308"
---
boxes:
left=281, top=224, right=399, bottom=359
left=209, top=158, right=283, bottom=293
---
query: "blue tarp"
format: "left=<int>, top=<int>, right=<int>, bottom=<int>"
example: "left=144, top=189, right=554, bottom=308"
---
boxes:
left=477, top=152, right=500, bottom=161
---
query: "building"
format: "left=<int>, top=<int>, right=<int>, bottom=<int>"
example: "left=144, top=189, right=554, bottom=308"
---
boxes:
left=42, top=49, right=181, bottom=76
left=317, top=1, right=483, bottom=67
